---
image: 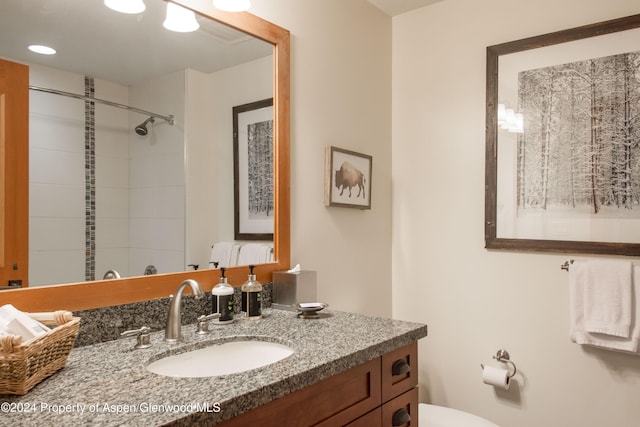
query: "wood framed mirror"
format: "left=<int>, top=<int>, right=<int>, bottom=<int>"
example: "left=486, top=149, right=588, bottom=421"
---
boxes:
left=0, top=0, right=290, bottom=312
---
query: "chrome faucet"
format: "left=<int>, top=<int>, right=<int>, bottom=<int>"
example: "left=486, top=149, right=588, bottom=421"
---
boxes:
left=165, top=279, right=204, bottom=343
left=103, top=269, right=121, bottom=279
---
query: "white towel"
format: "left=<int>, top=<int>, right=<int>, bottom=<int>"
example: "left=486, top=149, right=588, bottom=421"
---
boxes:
left=210, top=242, right=240, bottom=268
left=583, top=260, right=632, bottom=337
left=237, top=243, right=271, bottom=266
left=570, top=262, right=640, bottom=353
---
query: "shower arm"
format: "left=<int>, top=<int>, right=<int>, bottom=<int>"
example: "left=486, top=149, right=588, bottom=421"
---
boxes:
left=29, top=85, right=175, bottom=126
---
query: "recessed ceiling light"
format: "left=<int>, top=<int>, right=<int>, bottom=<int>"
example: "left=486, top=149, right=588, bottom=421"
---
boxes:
left=104, top=0, right=146, bottom=14
left=28, top=45, right=56, bottom=55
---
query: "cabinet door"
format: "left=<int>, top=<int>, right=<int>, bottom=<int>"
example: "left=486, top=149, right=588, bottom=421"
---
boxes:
left=0, top=59, right=29, bottom=289
left=381, top=342, right=418, bottom=403
left=381, top=387, right=418, bottom=427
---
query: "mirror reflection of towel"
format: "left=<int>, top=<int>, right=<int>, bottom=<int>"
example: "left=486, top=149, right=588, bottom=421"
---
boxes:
left=237, top=243, right=272, bottom=266
left=210, top=242, right=240, bottom=267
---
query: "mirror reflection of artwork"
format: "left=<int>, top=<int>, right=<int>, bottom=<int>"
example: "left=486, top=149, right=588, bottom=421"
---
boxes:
left=247, top=119, right=274, bottom=219
left=234, top=98, right=274, bottom=240
left=517, top=50, right=640, bottom=217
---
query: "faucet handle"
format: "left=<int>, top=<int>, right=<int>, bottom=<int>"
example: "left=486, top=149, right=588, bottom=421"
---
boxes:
left=196, top=313, right=221, bottom=335
left=120, top=326, right=152, bottom=349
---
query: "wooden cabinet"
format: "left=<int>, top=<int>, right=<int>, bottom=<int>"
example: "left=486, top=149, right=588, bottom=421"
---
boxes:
left=218, top=342, right=419, bottom=427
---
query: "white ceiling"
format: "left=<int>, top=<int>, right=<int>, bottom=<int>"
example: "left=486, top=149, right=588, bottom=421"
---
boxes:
left=367, top=0, right=443, bottom=16
left=0, top=0, right=272, bottom=86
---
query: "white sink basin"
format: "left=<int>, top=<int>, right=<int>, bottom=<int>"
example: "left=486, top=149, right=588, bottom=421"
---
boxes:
left=146, top=339, right=294, bottom=378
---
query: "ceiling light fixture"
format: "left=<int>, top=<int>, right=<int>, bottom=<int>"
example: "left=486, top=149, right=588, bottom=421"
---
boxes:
left=213, top=0, right=251, bottom=12
left=104, top=0, right=146, bottom=14
left=28, top=45, right=56, bottom=55
left=163, top=3, right=200, bottom=32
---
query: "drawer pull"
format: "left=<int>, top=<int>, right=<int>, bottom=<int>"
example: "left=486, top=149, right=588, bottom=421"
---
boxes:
left=392, top=359, right=410, bottom=376
left=392, top=408, right=411, bottom=426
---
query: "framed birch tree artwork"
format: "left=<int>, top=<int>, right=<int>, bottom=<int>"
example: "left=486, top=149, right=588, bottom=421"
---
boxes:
left=485, top=14, right=640, bottom=255
left=233, top=98, right=274, bottom=240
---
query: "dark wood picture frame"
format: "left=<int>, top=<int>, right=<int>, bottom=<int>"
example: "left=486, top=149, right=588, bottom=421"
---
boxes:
left=233, top=98, right=274, bottom=241
left=485, top=14, right=640, bottom=256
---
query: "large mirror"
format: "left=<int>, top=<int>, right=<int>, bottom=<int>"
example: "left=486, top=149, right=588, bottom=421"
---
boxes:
left=0, top=0, right=290, bottom=311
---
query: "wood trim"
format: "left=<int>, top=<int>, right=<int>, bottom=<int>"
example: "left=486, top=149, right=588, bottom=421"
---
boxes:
left=381, top=342, right=418, bottom=403
left=0, top=0, right=290, bottom=311
left=0, top=59, right=29, bottom=289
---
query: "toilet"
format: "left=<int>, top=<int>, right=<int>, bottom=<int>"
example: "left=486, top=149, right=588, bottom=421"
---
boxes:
left=419, top=403, right=499, bottom=427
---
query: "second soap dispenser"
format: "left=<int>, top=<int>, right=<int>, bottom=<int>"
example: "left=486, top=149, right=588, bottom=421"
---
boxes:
left=241, top=265, right=262, bottom=319
left=211, top=267, right=234, bottom=323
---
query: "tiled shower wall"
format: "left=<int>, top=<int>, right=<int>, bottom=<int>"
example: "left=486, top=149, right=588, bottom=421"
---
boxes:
left=28, top=62, right=185, bottom=286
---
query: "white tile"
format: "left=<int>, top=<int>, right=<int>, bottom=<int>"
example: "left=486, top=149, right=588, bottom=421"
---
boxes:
left=129, top=153, right=184, bottom=188
left=96, top=155, right=129, bottom=188
left=29, top=250, right=85, bottom=287
left=96, top=218, right=129, bottom=248
left=30, top=218, right=84, bottom=251
left=129, top=186, right=184, bottom=219
left=30, top=183, right=84, bottom=218
left=129, top=218, right=184, bottom=251
left=95, top=249, right=129, bottom=279
left=96, top=187, right=129, bottom=219
left=29, top=116, right=85, bottom=152
left=129, top=248, right=185, bottom=276
left=30, top=148, right=84, bottom=186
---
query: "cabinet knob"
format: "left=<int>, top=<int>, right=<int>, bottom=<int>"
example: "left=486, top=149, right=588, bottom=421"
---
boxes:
left=392, top=408, right=411, bottom=426
left=392, top=359, right=410, bottom=376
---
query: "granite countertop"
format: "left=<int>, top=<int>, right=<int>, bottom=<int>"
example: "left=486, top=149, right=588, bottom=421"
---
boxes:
left=2, top=308, right=428, bottom=426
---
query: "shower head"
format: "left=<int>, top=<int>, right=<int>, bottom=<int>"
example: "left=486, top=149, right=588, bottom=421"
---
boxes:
left=135, top=117, right=155, bottom=136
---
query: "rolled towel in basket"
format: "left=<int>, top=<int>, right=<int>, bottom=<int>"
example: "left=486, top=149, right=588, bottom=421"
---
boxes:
left=0, top=304, right=50, bottom=342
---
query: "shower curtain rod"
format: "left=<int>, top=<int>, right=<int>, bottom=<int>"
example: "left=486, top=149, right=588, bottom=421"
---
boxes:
left=29, top=85, right=175, bottom=125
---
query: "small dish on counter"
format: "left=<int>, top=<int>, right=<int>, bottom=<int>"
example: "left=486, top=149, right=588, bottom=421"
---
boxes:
left=294, top=302, right=329, bottom=319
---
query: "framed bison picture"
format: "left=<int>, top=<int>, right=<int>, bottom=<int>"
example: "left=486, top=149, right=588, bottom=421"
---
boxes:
left=324, top=146, right=372, bottom=209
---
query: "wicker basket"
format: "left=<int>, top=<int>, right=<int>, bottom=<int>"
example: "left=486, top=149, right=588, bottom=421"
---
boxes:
left=0, top=311, right=80, bottom=395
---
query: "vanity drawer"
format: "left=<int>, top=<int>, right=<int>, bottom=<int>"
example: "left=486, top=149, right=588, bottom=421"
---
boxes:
left=381, top=342, right=418, bottom=403
left=381, top=387, right=419, bottom=427
left=218, top=357, right=381, bottom=427
left=345, top=407, right=382, bottom=427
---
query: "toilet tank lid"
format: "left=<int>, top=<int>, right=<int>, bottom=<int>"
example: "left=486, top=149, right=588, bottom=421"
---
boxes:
left=419, top=404, right=499, bottom=427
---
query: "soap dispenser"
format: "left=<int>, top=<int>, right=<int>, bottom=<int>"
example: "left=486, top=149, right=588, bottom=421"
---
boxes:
left=241, top=265, right=262, bottom=319
left=211, top=267, right=234, bottom=323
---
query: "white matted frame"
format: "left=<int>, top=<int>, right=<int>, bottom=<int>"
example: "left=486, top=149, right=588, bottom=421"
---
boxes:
left=233, top=98, right=274, bottom=240
left=485, top=14, right=640, bottom=256
left=324, top=146, right=372, bottom=210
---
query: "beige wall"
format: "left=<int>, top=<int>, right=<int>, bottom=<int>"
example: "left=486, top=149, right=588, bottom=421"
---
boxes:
left=250, top=0, right=393, bottom=317
left=250, top=0, right=640, bottom=425
left=392, top=0, right=640, bottom=426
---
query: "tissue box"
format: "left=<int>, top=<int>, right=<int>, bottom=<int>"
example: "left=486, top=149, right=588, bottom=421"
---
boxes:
left=272, top=270, right=317, bottom=305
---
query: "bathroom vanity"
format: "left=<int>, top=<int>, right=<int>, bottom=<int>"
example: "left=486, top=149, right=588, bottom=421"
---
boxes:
left=2, top=308, right=427, bottom=426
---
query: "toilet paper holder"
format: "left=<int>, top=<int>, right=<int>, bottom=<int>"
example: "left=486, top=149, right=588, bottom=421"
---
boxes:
left=480, top=349, right=517, bottom=378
